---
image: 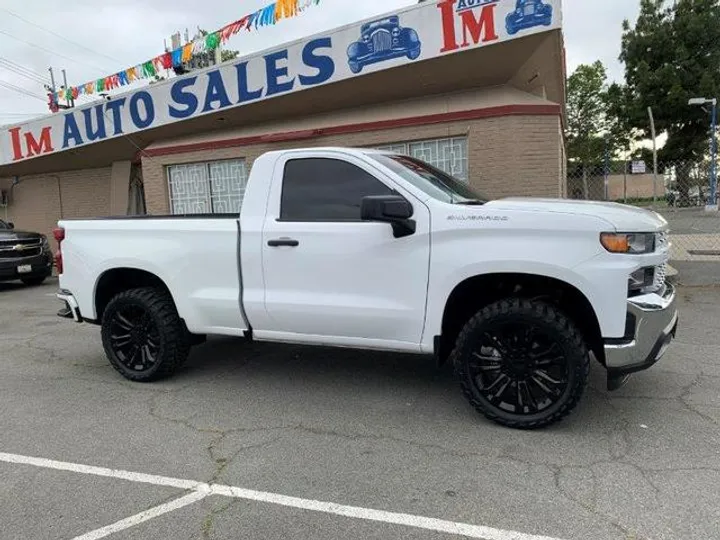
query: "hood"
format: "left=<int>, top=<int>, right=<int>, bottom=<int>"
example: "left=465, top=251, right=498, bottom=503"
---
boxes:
left=486, top=198, right=668, bottom=232
left=0, top=229, right=44, bottom=240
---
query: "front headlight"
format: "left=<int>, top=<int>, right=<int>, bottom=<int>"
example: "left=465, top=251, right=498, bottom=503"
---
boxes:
left=600, top=232, right=655, bottom=254
left=40, top=235, right=50, bottom=249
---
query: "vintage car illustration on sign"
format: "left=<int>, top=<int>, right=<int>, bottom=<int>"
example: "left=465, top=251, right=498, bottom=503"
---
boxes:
left=347, top=15, right=421, bottom=74
left=506, top=0, right=553, bottom=35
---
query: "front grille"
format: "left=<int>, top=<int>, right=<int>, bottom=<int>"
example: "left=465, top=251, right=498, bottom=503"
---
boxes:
left=0, top=238, right=42, bottom=259
left=372, top=29, right=392, bottom=52
left=654, top=263, right=667, bottom=291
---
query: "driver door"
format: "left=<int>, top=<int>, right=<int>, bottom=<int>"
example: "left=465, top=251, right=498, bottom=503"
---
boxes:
left=259, top=152, right=431, bottom=349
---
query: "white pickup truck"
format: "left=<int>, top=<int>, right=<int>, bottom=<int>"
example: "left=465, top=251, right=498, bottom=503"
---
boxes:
left=55, top=148, right=678, bottom=429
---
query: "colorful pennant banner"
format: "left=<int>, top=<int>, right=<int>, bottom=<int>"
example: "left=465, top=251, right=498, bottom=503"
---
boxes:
left=53, top=0, right=321, bottom=104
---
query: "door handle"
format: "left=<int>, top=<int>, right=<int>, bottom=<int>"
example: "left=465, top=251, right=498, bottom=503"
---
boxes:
left=267, top=238, right=299, bottom=247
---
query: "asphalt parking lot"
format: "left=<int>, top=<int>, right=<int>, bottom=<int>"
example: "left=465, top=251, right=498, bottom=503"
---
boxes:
left=1, top=279, right=719, bottom=540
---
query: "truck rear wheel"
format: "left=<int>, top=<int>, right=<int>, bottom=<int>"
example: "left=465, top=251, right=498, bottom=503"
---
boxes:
left=101, top=287, right=189, bottom=382
left=450, top=298, right=589, bottom=429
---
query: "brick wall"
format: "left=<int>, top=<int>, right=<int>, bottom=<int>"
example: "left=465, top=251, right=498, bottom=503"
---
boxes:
left=142, top=114, right=562, bottom=214
left=0, top=167, right=112, bottom=245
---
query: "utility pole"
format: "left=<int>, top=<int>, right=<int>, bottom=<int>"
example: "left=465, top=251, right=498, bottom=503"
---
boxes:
left=648, top=107, right=658, bottom=206
left=46, top=67, right=59, bottom=113
left=61, top=69, right=74, bottom=108
left=604, top=135, right=611, bottom=201
left=48, top=67, right=57, bottom=94
left=688, top=97, right=718, bottom=210
left=710, top=99, right=718, bottom=209
left=48, top=67, right=73, bottom=110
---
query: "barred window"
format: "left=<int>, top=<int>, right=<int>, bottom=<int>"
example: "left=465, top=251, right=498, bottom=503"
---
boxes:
left=374, top=136, right=469, bottom=182
left=167, top=159, right=248, bottom=215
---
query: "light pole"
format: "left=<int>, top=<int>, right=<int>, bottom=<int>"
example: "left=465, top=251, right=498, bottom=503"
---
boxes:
left=689, top=97, right=718, bottom=210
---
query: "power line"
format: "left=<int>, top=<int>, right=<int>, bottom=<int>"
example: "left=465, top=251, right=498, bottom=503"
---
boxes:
left=0, top=58, right=48, bottom=86
left=0, top=56, right=48, bottom=83
left=0, top=79, right=47, bottom=102
left=0, top=28, right=107, bottom=74
left=0, top=8, right=124, bottom=65
left=0, top=64, right=46, bottom=86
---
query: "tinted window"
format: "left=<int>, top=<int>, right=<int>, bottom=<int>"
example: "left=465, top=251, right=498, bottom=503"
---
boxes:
left=281, top=158, right=395, bottom=221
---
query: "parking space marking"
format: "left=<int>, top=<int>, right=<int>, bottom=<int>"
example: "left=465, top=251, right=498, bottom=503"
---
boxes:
left=70, top=491, right=209, bottom=540
left=0, top=451, right=566, bottom=540
left=0, top=451, right=203, bottom=490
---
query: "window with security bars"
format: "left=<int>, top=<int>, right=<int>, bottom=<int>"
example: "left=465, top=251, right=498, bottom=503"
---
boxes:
left=167, top=159, right=248, bottom=215
left=374, top=137, right=469, bottom=182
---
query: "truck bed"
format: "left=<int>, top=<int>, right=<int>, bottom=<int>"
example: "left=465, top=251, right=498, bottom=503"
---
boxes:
left=58, top=215, right=248, bottom=336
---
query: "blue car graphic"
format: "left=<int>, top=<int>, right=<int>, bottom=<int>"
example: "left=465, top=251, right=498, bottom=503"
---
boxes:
left=506, top=0, right=553, bottom=35
left=347, top=15, right=421, bottom=74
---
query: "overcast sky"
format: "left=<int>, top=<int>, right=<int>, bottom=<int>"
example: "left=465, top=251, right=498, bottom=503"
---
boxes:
left=0, top=0, right=639, bottom=125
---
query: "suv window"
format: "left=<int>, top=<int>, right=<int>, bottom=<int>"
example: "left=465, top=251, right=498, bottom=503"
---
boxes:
left=280, top=158, right=395, bottom=221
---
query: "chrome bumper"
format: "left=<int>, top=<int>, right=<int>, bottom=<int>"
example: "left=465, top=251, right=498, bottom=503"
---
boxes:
left=57, top=289, right=83, bottom=323
left=604, top=284, right=678, bottom=375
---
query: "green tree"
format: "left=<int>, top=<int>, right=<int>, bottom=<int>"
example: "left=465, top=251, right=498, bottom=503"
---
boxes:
left=221, top=50, right=240, bottom=63
left=619, top=0, right=720, bottom=203
left=566, top=61, right=610, bottom=199
left=198, top=29, right=240, bottom=65
left=605, top=82, right=634, bottom=158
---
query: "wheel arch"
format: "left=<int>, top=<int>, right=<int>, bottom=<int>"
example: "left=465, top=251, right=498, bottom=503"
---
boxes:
left=435, top=272, right=604, bottom=367
left=94, top=267, right=179, bottom=324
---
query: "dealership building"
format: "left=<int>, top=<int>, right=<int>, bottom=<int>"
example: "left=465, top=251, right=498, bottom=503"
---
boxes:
left=0, top=0, right=566, bottom=240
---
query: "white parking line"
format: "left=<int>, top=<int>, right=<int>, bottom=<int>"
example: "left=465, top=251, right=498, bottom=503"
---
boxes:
left=0, top=451, right=566, bottom=540
left=70, top=491, right=208, bottom=540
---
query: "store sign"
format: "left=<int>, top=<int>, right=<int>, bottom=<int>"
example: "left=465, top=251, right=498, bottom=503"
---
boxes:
left=0, top=0, right=561, bottom=166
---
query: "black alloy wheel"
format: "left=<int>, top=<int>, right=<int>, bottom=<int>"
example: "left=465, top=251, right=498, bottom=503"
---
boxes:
left=469, top=323, right=569, bottom=416
left=101, top=287, right=189, bottom=382
left=451, top=298, right=590, bottom=429
left=108, top=305, right=161, bottom=373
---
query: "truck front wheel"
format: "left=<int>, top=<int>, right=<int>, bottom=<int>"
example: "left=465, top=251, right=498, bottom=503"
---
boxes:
left=101, top=287, right=190, bottom=382
left=450, top=298, right=589, bottom=429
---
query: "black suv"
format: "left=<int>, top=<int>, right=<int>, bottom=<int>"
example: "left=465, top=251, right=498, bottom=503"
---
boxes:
left=0, top=219, right=54, bottom=286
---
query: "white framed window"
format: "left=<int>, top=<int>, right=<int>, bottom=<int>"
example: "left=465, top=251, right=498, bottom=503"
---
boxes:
left=374, top=136, right=469, bottom=182
left=167, top=159, right=248, bottom=215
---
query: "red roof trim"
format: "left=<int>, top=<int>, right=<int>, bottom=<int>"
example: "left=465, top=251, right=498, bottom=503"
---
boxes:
left=141, top=104, right=561, bottom=159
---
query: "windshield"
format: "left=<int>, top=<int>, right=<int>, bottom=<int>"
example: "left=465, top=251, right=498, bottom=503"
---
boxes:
left=369, top=153, right=489, bottom=205
left=0, top=219, right=9, bottom=230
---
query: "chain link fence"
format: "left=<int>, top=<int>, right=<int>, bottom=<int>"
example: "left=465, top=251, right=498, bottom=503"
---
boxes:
left=566, top=160, right=720, bottom=264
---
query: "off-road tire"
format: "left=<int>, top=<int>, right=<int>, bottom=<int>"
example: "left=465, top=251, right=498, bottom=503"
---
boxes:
left=101, top=287, right=190, bottom=382
left=450, top=298, right=590, bottom=429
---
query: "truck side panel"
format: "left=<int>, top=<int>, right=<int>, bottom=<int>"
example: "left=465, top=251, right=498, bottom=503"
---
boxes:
left=59, top=218, right=247, bottom=336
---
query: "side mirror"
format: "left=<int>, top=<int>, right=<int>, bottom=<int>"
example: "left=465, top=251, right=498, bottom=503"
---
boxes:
left=361, top=195, right=416, bottom=238
left=7, top=222, right=14, bottom=229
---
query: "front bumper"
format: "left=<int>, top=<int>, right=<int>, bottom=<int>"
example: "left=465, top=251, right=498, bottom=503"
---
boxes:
left=0, top=252, right=53, bottom=281
left=604, top=284, right=678, bottom=388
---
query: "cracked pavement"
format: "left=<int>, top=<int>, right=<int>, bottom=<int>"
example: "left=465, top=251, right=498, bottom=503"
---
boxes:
left=1, top=279, right=719, bottom=540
